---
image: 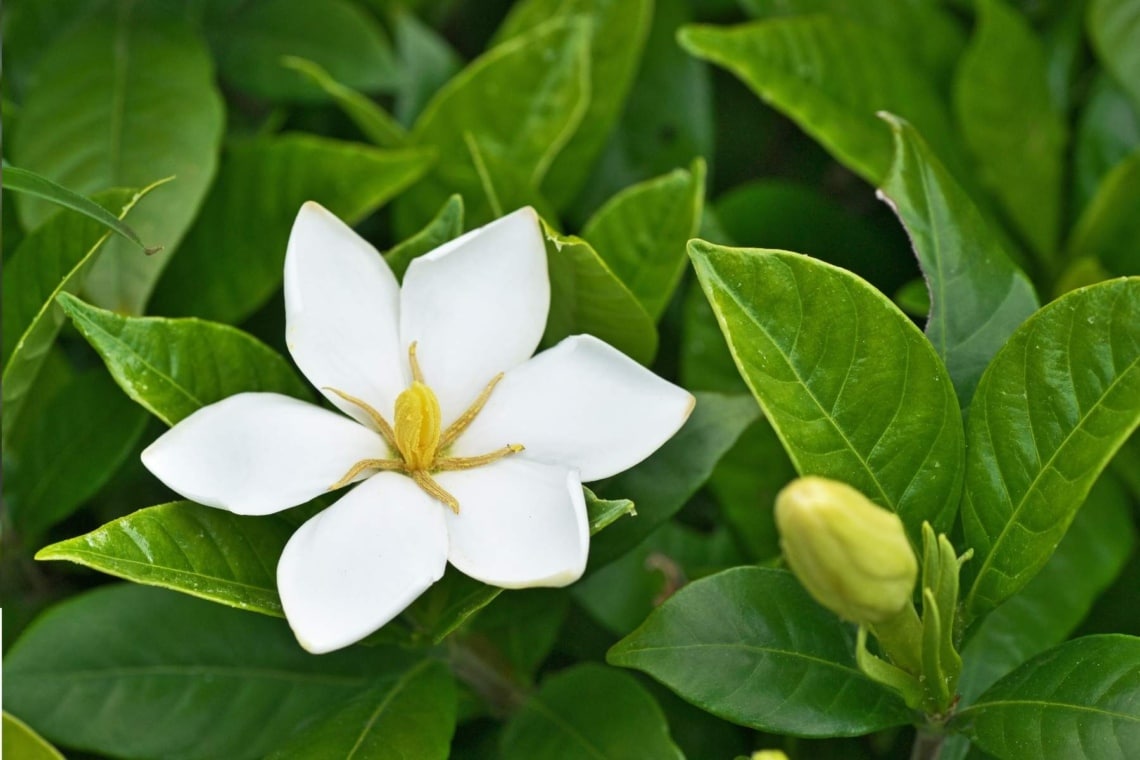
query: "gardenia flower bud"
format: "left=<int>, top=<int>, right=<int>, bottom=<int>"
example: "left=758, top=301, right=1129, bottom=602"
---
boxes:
left=775, top=476, right=918, bottom=625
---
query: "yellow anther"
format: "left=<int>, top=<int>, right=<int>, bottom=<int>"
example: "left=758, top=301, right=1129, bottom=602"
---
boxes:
left=408, top=341, right=425, bottom=383
left=436, top=444, right=524, bottom=471
left=329, top=458, right=406, bottom=491
left=324, top=387, right=397, bottom=451
left=440, top=372, right=504, bottom=449
left=394, top=381, right=442, bottom=471
left=411, top=470, right=460, bottom=514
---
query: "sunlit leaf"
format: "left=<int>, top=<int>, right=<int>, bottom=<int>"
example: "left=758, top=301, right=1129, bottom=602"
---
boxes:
left=2, top=712, right=65, bottom=760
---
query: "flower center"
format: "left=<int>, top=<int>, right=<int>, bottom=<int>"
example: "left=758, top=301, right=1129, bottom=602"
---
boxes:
left=326, top=343, right=523, bottom=513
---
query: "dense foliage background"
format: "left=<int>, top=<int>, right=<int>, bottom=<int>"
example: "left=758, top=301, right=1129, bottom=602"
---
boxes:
left=2, top=0, right=1139, bottom=758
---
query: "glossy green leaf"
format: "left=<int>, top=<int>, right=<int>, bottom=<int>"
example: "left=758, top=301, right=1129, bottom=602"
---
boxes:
left=501, top=664, right=684, bottom=760
left=464, top=589, right=570, bottom=684
left=2, top=712, right=65, bottom=760
left=5, top=369, right=148, bottom=542
left=203, top=0, right=397, bottom=102
left=680, top=17, right=961, bottom=185
left=962, top=278, right=1140, bottom=619
left=680, top=282, right=748, bottom=395
left=385, top=194, right=464, bottom=281
left=608, top=567, right=911, bottom=735
left=151, top=134, right=433, bottom=325
left=690, top=241, right=965, bottom=537
left=953, top=635, right=1140, bottom=759
left=281, top=56, right=408, bottom=148
left=573, top=0, right=713, bottom=218
left=495, top=0, right=653, bottom=209
left=465, top=132, right=560, bottom=223
left=958, top=475, right=1136, bottom=706
left=2, top=166, right=157, bottom=253
left=1, top=188, right=148, bottom=441
left=878, top=116, right=1039, bottom=406
left=737, top=0, right=966, bottom=85
left=36, top=501, right=294, bottom=616
left=392, top=7, right=462, bottom=127
left=4, top=585, right=418, bottom=760
left=953, top=0, right=1067, bottom=259
left=1069, top=150, right=1140, bottom=277
left=11, top=9, right=224, bottom=313
left=266, top=659, right=456, bottom=760
left=589, top=392, right=759, bottom=568
left=582, top=159, right=706, bottom=320
left=59, top=294, right=311, bottom=426
left=1074, top=74, right=1140, bottom=214
left=575, top=522, right=746, bottom=635
left=540, top=224, right=659, bottom=366
left=1089, top=0, right=1140, bottom=109
left=395, top=19, right=590, bottom=234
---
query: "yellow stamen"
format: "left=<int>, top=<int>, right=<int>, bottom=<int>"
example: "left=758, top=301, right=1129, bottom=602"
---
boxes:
left=329, top=458, right=406, bottom=491
left=325, top=387, right=397, bottom=450
left=411, top=470, right=460, bottom=513
left=440, top=372, right=504, bottom=449
left=394, top=381, right=442, bottom=471
left=436, top=444, right=524, bottom=471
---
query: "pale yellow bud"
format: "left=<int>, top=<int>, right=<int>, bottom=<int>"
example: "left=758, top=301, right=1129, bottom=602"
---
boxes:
left=751, top=752, right=790, bottom=760
left=775, top=476, right=917, bottom=625
left=394, top=381, right=441, bottom=470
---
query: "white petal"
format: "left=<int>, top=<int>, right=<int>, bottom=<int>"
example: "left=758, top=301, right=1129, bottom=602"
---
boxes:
left=451, top=335, right=695, bottom=481
left=285, top=202, right=405, bottom=428
left=277, top=473, right=448, bottom=654
left=399, top=207, right=549, bottom=424
left=141, top=393, right=385, bottom=515
left=438, top=459, right=588, bottom=589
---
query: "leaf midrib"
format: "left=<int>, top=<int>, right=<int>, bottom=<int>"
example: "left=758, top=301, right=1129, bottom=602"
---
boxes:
left=615, top=641, right=867, bottom=682
left=346, top=660, right=433, bottom=759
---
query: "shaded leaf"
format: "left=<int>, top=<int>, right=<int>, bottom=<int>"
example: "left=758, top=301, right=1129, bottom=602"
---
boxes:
left=1074, top=73, right=1140, bottom=213
left=266, top=659, right=456, bottom=760
left=582, top=159, right=706, bottom=320
left=281, top=56, right=408, bottom=148
left=11, top=9, right=224, bottom=313
left=392, top=7, right=463, bottom=127
left=962, top=278, right=1140, bottom=619
left=680, top=17, right=961, bottom=185
left=953, top=635, right=1140, bottom=760
left=385, top=194, right=464, bottom=281
left=1069, top=150, right=1140, bottom=277
left=501, top=664, right=684, bottom=760
left=151, top=134, right=433, bottom=325
left=3, top=585, right=419, bottom=760
left=1089, top=0, right=1140, bottom=109
left=878, top=115, right=1039, bottom=406
left=690, top=241, right=965, bottom=538
left=608, top=567, right=911, bottom=736
left=59, top=294, right=311, bottom=426
left=953, top=0, right=1067, bottom=259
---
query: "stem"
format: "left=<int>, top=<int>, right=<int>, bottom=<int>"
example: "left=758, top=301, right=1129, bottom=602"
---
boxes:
left=446, top=635, right=530, bottom=717
left=910, top=728, right=945, bottom=760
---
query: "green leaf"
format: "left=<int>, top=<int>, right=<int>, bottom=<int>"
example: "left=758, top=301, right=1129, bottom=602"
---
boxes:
left=465, top=589, right=571, bottom=684
left=11, top=9, right=224, bottom=313
left=280, top=56, right=408, bottom=148
left=392, top=7, right=462, bottom=127
left=608, top=567, right=911, bottom=735
left=582, top=159, right=706, bottom=320
left=573, top=0, right=713, bottom=218
left=540, top=224, right=659, bottom=366
left=266, top=659, right=456, bottom=760
left=501, top=664, right=685, bottom=760
left=1, top=188, right=150, bottom=441
left=690, top=241, right=966, bottom=538
left=953, top=0, right=1067, bottom=260
left=1074, top=73, right=1140, bottom=213
left=958, top=474, right=1136, bottom=706
left=58, top=294, right=311, bottom=426
left=385, top=194, right=464, bottom=281
left=2, top=166, right=158, bottom=253
left=680, top=282, right=748, bottom=395
left=395, top=18, right=590, bottom=233
left=36, top=502, right=293, bottom=616
left=1069, top=150, right=1140, bottom=278
left=2, top=712, right=65, bottom=760
left=5, top=369, right=148, bottom=542
left=1090, top=0, right=1140, bottom=110
left=679, top=17, right=961, bottom=185
left=878, top=116, right=1039, bottom=406
left=4, top=584, right=419, bottom=760
left=962, top=278, right=1140, bottom=619
left=737, top=0, right=966, bottom=85
left=150, top=134, right=433, bottom=325
left=953, top=635, right=1140, bottom=759
left=203, top=0, right=397, bottom=102
left=495, top=0, right=653, bottom=209
left=464, top=132, right=561, bottom=223
left=588, top=392, right=759, bottom=568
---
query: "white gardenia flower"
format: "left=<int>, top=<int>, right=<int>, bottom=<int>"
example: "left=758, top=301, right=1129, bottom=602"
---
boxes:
left=142, top=203, right=694, bottom=654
